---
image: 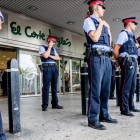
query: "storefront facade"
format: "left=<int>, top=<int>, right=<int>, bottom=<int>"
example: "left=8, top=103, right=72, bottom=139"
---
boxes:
left=0, top=9, right=86, bottom=96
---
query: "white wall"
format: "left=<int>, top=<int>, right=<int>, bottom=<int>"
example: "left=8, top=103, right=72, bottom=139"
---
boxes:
left=0, top=9, right=86, bottom=59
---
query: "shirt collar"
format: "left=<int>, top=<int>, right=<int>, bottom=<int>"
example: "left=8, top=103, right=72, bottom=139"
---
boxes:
left=90, top=15, right=98, bottom=19
left=124, top=29, right=132, bottom=35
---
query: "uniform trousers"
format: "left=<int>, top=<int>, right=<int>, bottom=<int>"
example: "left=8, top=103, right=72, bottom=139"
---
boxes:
left=120, top=60, right=137, bottom=112
left=42, top=65, right=58, bottom=108
left=87, top=55, right=112, bottom=123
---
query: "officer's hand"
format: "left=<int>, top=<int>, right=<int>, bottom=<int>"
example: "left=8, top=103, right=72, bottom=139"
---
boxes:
left=96, top=18, right=103, bottom=25
left=103, top=21, right=110, bottom=30
left=48, top=40, right=54, bottom=48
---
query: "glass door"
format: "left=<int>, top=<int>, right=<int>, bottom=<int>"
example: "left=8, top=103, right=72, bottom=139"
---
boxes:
left=72, top=60, right=81, bottom=92
left=19, top=52, right=41, bottom=96
left=60, top=59, right=71, bottom=93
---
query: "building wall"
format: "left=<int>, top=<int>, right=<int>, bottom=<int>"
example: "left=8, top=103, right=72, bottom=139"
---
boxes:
left=0, top=9, right=86, bottom=59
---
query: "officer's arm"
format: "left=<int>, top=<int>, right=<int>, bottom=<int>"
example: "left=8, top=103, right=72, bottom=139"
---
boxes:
left=113, top=44, right=121, bottom=60
left=89, top=20, right=104, bottom=42
left=42, top=42, right=54, bottom=58
left=49, top=55, right=60, bottom=60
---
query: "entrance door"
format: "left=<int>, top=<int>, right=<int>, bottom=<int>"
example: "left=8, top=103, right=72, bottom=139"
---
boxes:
left=60, top=57, right=81, bottom=93
left=0, top=47, right=17, bottom=96
left=72, top=60, right=81, bottom=92
left=60, top=59, right=69, bottom=92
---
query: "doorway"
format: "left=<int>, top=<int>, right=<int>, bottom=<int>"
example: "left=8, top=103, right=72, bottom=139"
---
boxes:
left=0, top=47, right=17, bottom=96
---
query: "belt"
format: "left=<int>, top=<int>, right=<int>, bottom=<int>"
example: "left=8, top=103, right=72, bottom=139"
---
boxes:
left=119, top=57, right=137, bottom=62
left=92, top=51, right=111, bottom=57
left=42, top=63, right=56, bottom=68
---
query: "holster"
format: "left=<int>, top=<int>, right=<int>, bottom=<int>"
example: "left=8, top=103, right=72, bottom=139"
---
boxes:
left=38, top=64, right=43, bottom=73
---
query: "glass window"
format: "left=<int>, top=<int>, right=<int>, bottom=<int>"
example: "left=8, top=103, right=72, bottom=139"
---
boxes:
left=19, top=53, right=40, bottom=95
left=72, top=60, right=81, bottom=92
left=60, top=59, right=70, bottom=92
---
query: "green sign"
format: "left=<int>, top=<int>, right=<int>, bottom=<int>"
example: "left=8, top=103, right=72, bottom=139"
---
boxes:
left=10, top=22, right=45, bottom=41
left=57, top=38, right=71, bottom=48
left=10, top=21, right=72, bottom=47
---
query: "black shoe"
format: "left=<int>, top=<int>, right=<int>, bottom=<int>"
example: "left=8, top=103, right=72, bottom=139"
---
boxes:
left=109, top=97, right=116, bottom=99
left=52, top=104, right=64, bottom=109
left=42, top=108, right=47, bottom=111
left=88, top=120, right=106, bottom=130
left=121, top=111, right=134, bottom=116
left=99, top=116, right=118, bottom=123
left=130, top=108, right=140, bottom=112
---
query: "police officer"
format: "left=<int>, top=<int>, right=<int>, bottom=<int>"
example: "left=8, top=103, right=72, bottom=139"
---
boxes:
left=39, top=36, right=63, bottom=111
left=136, top=37, right=140, bottom=66
left=0, top=10, right=6, bottom=139
left=114, top=17, right=140, bottom=116
left=83, top=0, right=117, bottom=130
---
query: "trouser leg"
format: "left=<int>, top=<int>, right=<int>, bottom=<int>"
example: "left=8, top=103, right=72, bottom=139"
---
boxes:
left=42, top=67, right=52, bottom=108
left=87, top=55, right=104, bottom=123
left=100, top=57, right=112, bottom=118
left=129, top=62, right=137, bottom=110
left=120, top=60, right=134, bottom=112
left=51, top=66, right=58, bottom=106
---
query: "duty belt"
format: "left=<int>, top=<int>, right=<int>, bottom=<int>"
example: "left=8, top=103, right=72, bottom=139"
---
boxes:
left=91, top=50, right=112, bottom=57
left=42, top=63, right=56, bottom=68
left=118, top=57, right=137, bottom=63
left=118, top=56, right=137, bottom=69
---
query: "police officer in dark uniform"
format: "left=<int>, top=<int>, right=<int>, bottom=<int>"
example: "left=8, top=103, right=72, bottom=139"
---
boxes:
left=114, top=17, right=140, bottom=116
left=39, top=36, right=63, bottom=111
left=136, top=37, right=140, bottom=65
left=83, top=0, right=117, bottom=130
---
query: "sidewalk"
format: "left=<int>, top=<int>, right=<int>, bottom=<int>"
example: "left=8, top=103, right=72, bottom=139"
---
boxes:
left=1, top=94, right=140, bottom=140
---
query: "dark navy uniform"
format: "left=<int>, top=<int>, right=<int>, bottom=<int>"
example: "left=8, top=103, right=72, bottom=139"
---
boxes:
left=83, top=0, right=117, bottom=130
left=115, top=17, right=140, bottom=115
left=39, top=36, right=63, bottom=111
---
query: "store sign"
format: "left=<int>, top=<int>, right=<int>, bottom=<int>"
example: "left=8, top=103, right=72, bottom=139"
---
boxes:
left=10, top=22, right=45, bottom=41
left=10, top=21, right=71, bottom=47
left=57, top=37, right=71, bottom=48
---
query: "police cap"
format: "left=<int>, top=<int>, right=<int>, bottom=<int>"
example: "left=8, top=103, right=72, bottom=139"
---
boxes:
left=47, top=35, right=57, bottom=41
left=88, top=0, right=106, bottom=9
left=122, top=17, right=137, bottom=25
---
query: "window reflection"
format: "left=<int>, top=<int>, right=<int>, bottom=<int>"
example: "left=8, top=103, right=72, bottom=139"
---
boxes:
left=19, top=54, right=40, bottom=95
left=72, top=61, right=80, bottom=92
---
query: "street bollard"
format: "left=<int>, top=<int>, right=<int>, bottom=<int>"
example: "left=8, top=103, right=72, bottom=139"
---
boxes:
left=7, top=59, right=21, bottom=134
left=136, top=73, right=139, bottom=102
left=80, top=66, right=89, bottom=116
left=116, top=71, right=121, bottom=106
